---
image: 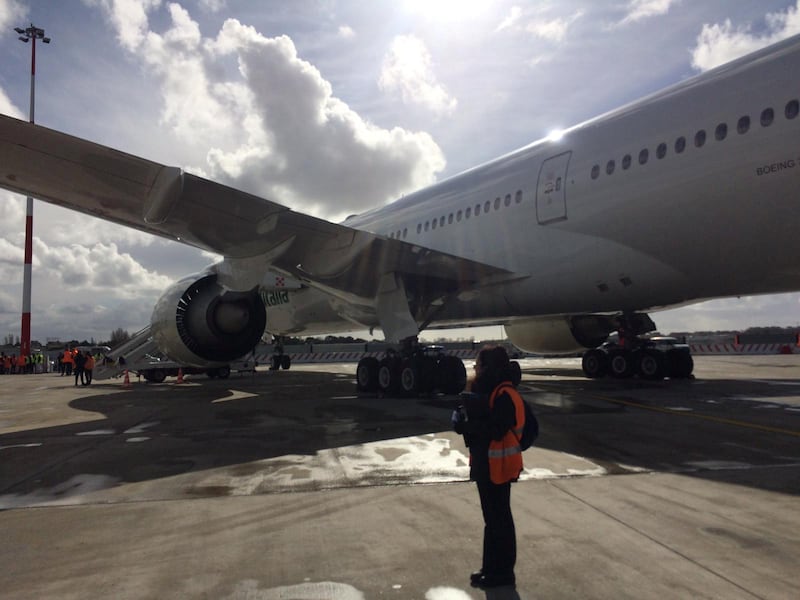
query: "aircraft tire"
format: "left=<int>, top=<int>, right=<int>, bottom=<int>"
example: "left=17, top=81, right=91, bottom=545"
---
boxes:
left=217, top=365, right=231, bottom=379
left=356, top=357, right=379, bottom=392
left=378, top=357, right=400, bottom=394
left=280, top=355, right=291, bottom=370
left=638, top=350, right=665, bottom=380
left=399, top=359, right=420, bottom=396
left=608, top=350, right=635, bottom=378
left=509, top=360, right=522, bottom=386
left=669, top=352, right=694, bottom=379
left=439, top=355, right=467, bottom=395
left=582, top=349, right=607, bottom=378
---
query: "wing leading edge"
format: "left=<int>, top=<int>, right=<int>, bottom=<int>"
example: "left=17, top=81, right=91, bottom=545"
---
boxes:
left=0, top=114, right=520, bottom=312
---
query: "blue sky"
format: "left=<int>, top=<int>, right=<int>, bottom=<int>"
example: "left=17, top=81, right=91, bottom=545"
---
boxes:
left=1, top=0, right=800, bottom=343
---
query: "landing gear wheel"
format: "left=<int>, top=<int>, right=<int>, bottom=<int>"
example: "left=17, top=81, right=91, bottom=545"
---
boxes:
left=399, top=359, right=420, bottom=396
left=270, top=355, right=281, bottom=370
left=280, top=355, right=291, bottom=370
left=638, top=350, right=664, bottom=380
left=582, top=349, right=607, bottom=378
left=356, top=356, right=379, bottom=392
left=608, top=350, right=635, bottom=378
left=378, top=356, right=400, bottom=394
left=439, top=355, right=467, bottom=395
left=216, top=365, right=231, bottom=379
left=509, top=360, right=522, bottom=387
left=669, top=352, right=694, bottom=379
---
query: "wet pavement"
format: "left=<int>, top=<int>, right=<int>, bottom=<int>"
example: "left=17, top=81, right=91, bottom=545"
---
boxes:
left=1, top=356, right=799, bottom=599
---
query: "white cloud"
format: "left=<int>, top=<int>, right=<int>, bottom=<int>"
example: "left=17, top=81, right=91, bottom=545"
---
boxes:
left=691, top=1, right=800, bottom=71
left=495, top=6, right=522, bottom=33
left=89, top=4, right=445, bottom=220
left=619, top=0, right=679, bottom=26
left=0, top=0, right=26, bottom=31
left=0, top=88, right=23, bottom=119
left=378, top=35, right=458, bottom=118
left=199, top=0, right=226, bottom=12
left=338, top=25, right=355, bottom=39
left=84, top=0, right=162, bottom=52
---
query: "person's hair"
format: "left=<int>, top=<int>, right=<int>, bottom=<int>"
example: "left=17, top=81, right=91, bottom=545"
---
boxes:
left=472, top=344, right=513, bottom=394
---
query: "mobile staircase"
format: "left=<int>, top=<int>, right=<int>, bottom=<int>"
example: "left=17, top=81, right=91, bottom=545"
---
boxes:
left=93, top=326, right=158, bottom=380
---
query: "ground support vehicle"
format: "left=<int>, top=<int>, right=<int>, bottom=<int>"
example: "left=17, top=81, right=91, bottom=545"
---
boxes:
left=581, top=336, right=694, bottom=380
left=138, top=360, right=233, bottom=383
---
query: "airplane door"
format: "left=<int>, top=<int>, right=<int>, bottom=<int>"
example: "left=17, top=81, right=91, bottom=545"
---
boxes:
left=536, top=151, right=571, bottom=224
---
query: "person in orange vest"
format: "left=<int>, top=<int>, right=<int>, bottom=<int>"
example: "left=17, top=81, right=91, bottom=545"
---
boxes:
left=83, top=352, right=95, bottom=385
left=453, top=344, right=524, bottom=590
left=62, top=349, right=74, bottom=377
left=16, top=353, right=26, bottom=374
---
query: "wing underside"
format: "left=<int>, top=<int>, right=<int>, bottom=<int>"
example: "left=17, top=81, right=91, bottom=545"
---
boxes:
left=0, top=115, right=518, bottom=314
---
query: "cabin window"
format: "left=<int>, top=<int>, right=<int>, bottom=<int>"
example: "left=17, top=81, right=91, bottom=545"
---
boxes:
left=622, top=154, right=631, bottom=170
left=715, top=123, right=727, bottom=141
left=494, top=197, right=501, bottom=210
left=439, top=216, right=445, bottom=227
left=448, top=213, right=454, bottom=224
left=737, top=116, right=750, bottom=134
left=466, top=207, right=472, bottom=218
left=591, top=164, right=600, bottom=179
left=424, top=221, right=429, bottom=231
left=484, top=200, right=491, bottom=213
left=417, top=224, right=422, bottom=234
left=674, top=136, right=686, bottom=153
left=504, top=194, right=511, bottom=207
left=694, top=129, right=706, bottom=147
left=656, top=142, right=667, bottom=159
left=475, top=204, right=481, bottom=216
left=786, top=99, right=799, bottom=119
left=431, top=219, right=437, bottom=230
left=457, top=209, right=463, bottom=222
left=515, top=190, right=523, bottom=204
left=761, top=107, right=774, bottom=127
left=638, top=149, right=649, bottom=165
left=606, top=160, right=615, bottom=175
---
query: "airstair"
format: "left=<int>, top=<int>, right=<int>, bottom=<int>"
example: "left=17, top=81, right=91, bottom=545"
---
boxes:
left=93, top=325, right=158, bottom=380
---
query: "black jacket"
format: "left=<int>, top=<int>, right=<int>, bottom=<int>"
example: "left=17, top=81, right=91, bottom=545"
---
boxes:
left=455, top=388, right=517, bottom=483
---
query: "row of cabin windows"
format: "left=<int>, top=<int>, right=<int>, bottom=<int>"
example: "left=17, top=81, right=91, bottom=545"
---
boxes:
left=387, top=189, right=524, bottom=240
left=590, top=99, right=800, bottom=180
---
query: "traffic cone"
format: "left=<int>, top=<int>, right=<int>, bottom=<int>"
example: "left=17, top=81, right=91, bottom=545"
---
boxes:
left=176, top=368, right=184, bottom=384
left=123, top=370, right=131, bottom=388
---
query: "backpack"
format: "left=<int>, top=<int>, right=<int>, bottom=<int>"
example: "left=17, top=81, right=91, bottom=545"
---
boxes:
left=498, top=384, right=539, bottom=450
left=518, top=397, right=539, bottom=451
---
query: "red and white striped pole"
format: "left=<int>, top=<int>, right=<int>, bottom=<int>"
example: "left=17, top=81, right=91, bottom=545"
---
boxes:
left=14, top=24, right=50, bottom=357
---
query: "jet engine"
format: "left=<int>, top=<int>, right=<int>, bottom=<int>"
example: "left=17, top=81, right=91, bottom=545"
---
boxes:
left=150, top=273, right=266, bottom=366
left=504, top=315, right=623, bottom=355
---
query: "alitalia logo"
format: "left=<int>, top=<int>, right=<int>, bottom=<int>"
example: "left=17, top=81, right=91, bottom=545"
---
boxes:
left=261, top=289, right=290, bottom=307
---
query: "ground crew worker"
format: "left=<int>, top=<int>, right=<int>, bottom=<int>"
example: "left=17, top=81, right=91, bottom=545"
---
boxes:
left=73, top=350, right=86, bottom=386
left=84, top=352, right=95, bottom=385
left=453, top=344, right=524, bottom=590
left=16, top=354, right=26, bottom=374
left=62, top=349, right=73, bottom=376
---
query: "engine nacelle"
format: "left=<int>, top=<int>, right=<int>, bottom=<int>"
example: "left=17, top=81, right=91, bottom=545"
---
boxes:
left=151, top=273, right=267, bottom=366
left=504, top=315, right=622, bottom=355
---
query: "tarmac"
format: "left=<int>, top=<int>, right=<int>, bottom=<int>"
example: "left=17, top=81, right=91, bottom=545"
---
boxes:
left=1, top=355, right=799, bottom=599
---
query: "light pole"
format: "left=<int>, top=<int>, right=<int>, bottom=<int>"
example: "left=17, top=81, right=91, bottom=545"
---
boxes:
left=14, top=24, right=50, bottom=357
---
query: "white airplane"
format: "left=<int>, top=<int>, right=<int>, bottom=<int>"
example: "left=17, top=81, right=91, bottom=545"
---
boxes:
left=2, top=34, right=800, bottom=392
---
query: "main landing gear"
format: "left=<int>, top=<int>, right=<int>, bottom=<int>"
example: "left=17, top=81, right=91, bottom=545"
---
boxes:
left=581, top=336, right=694, bottom=380
left=356, top=340, right=467, bottom=396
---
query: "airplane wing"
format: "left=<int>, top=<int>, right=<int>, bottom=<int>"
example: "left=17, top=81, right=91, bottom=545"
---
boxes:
left=0, top=114, right=518, bottom=308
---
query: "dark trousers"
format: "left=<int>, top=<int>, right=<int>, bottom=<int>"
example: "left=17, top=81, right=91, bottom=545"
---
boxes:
left=477, top=479, right=516, bottom=579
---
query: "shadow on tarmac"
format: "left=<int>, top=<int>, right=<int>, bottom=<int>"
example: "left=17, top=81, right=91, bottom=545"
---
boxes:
left=1, top=366, right=799, bottom=497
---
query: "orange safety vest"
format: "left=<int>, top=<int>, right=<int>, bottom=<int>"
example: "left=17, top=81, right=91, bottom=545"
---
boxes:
left=85, top=356, right=95, bottom=370
left=488, top=382, right=526, bottom=484
left=62, top=351, right=73, bottom=364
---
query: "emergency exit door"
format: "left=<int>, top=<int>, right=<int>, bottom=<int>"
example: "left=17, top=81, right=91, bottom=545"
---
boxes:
left=536, top=151, right=571, bottom=224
